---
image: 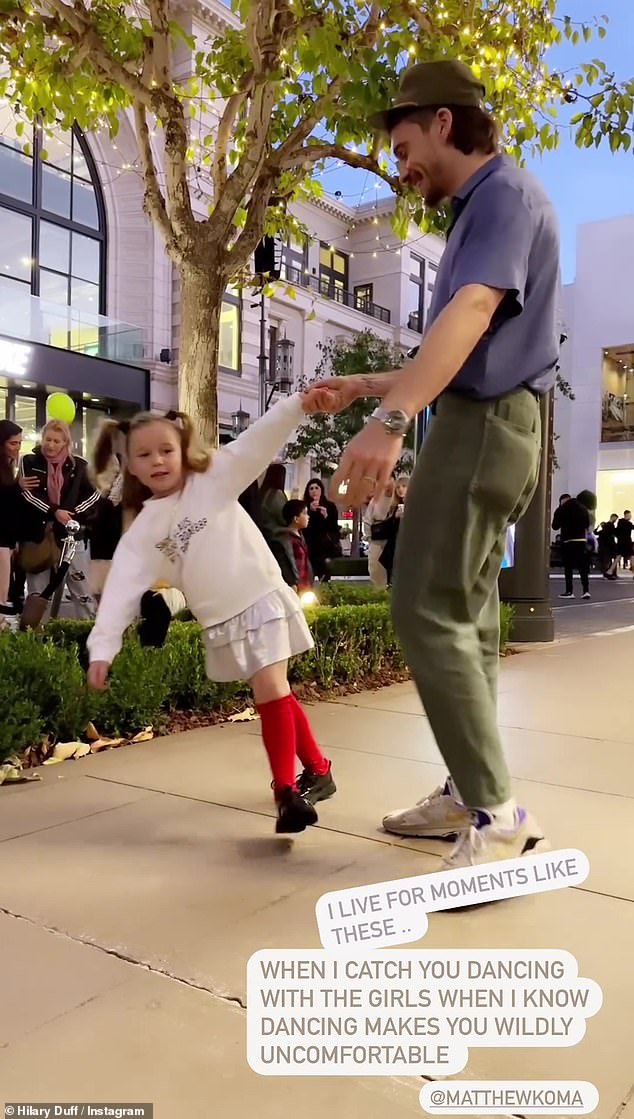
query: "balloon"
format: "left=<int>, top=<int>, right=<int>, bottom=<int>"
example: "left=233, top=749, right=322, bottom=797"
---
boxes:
left=46, top=393, right=76, bottom=424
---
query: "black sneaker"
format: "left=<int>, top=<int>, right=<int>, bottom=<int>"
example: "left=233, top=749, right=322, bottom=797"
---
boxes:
left=297, top=764, right=337, bottom=806
left=275, top=787, right=318, bottom=834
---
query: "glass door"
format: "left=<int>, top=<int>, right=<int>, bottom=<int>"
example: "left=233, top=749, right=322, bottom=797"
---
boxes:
left=8, top=390, right=43, bottom=453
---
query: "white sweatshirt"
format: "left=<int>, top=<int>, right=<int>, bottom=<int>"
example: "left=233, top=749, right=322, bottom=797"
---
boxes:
left=87, top=394, right=305, bottom=665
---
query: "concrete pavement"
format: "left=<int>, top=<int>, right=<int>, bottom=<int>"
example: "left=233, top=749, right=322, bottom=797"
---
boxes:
left=1, top=626, right=634, bottom=1119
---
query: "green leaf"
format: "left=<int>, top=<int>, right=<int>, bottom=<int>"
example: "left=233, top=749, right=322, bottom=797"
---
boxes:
left=306, top=310, right=317, bottom=322
left=285, top=285, right=297, bottom=300
left=583, top=25, right=592, bottom=43
left=15, top=120, right=24, bottom=137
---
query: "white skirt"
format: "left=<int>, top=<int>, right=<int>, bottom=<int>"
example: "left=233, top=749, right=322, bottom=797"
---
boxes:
left=203, top=585, right=314, bottom=682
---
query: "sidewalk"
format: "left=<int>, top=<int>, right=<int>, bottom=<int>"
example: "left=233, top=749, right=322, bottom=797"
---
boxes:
left=1, top=628, right=633, bottom=1119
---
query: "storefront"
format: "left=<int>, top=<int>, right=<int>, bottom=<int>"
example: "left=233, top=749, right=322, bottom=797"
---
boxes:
left=0, top=333, right=149, bottom=455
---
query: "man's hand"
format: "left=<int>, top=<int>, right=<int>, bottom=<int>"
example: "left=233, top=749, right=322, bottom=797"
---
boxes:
left=330, top=421, right=403, bottom=508
left=87, top=661, right=109, bottom=690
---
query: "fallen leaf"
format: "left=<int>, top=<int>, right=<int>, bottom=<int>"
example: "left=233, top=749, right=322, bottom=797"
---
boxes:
left=90, top=737, right=123, bottom=753
left=85, top=722, right=101, bottom=741
left=73, top=742, right=91, bottom=759
left=131, top=726, right=154, bottom=742
left=0, top=763, right=41, bottom=785
left=228, top=708, right=257, bottom=723
left=53, top=741, right=85, bottom=761
left=42, top=757, right=64, bottom=766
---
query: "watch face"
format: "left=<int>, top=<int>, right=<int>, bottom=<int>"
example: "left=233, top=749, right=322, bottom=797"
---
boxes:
left=385, top=411, right=408, bottom=434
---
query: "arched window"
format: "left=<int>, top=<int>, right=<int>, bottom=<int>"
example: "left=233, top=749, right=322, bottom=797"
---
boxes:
left=0, top=109, right=106, bottom=318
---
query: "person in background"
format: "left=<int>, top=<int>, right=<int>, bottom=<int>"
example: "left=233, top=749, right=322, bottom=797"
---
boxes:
left=280, top=499, right=313, bottom=593
left=20, top=419, right=99, bottom=619
left=364, top=476, right=409, bottom=587
left=552, top=493, right=591, bottom=599
left=218, top=433, right=261, bottom=527
left=616, top=510, right=634, bottom=572
left=302, top=478, right=342, bottom=582
left=596, top=513, right=619, bottom=579
left=90, top=419, right=128, bottom=598
left=258, top=463, right=288, bottom=546
left=0, top=420, right=36, bottom=625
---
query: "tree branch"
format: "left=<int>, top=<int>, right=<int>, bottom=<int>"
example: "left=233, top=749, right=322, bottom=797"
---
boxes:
left=133, top=100, right=178, bottom=258
left=44, top=0, right=153, bottom=106
left=147, top=0, right=171, bottom=91
left=269, top=0, right=383, bottom=171
left=295, top=142, right=400, bottom=192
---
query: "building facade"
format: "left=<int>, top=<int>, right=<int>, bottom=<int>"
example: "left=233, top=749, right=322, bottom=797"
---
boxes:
left=0, top=0, right=444, bottom=474
left=555, top=214, right=634, bottom=522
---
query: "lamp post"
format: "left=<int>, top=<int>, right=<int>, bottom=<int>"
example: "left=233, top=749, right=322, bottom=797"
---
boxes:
left=231, top=404, right=250, bottom=438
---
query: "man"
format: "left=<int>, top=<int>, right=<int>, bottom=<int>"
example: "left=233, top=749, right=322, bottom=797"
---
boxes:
left=323, top=60, right=560, bottom=870
left=616, top=510, right=634, bottom=571
left=552, top=493, right=591, bottom=599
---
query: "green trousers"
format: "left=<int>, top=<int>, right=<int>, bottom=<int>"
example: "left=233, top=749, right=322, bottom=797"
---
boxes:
left=391, top=387, right=542, bottom=808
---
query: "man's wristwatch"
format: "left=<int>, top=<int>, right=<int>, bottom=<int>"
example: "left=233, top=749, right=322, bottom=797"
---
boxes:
left=369, top=406, right=412, bottom=437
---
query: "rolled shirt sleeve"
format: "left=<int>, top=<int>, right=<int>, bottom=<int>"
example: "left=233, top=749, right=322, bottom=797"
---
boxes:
left=449, top=185, right=535, bottom=319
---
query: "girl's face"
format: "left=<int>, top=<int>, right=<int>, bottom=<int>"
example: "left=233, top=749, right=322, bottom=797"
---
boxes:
left=395, top=480, right=408, bottom=501
left=42, top=429, right=69, bottom=459
left=128, top=421, right=183, bottom=497
left=3, top=434, right=22, bottom=461
left=308, top=483, right=322, bottom=502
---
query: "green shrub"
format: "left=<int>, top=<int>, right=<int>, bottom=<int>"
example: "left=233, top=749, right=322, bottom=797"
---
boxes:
left=0, top=630, right=89, bottom=762
left=500, top=602, right=515, bottom=650
left=2, top=598, right=514, bottom=757
left=318, top=583, right=389, bottom=607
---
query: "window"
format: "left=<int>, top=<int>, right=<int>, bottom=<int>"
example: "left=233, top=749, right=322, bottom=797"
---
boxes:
left=354, top=284, right=373, bottom=313
left=319, top=243, right=348, bottom=302
left=219, top=288, right=241, bottom=373
left=269, top=324, right=279, bottom=384
left=282, top=237, right=308, bottom=283
left=0, top=108, right=106, bottom=321
left=409, top=254, right=426, bottom=333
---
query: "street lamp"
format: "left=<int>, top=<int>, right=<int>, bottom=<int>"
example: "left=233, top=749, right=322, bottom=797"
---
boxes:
left=275, top=337, right=295, bottom=397
left=231, top=405, right=250, bottom=438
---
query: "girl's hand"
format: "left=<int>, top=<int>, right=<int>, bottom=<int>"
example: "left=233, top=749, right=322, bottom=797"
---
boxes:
left=301, top=387, right=344, bottom=414
left=88, top=661, right=109, bottom=689
left=319, top=506, right=327, bottom=517
left=19, top=475, right=39, bottom=491
left=55, top=509, right=72, bottom=526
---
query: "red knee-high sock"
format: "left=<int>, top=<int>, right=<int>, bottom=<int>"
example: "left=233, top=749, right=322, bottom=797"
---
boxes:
left=257, top=695, right=298, bottom=794
left=290, top=694, right=329, bottom=775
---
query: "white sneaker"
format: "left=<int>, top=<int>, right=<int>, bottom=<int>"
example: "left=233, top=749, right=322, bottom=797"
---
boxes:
left=382, top=778, right=473, bottom=839
left=444, top=807, right=549, bottom=870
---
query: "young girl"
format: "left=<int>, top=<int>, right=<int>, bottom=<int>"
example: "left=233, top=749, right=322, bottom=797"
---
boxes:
left=87, top=391, right=337, bottom=834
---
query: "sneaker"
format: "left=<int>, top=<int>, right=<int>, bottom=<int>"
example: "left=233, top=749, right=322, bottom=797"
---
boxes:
left=297, top=763, right=337, bottom=805
left=138, top=590, right=171, bottom=647
left=275, top=787, right=318, bottom=834
left=0, top=603, right=20, bottom=634
left=582, top=591, right=591, bottom=600
left=444, top=806, right=549, bottom=871
left=382, top=778, right=472, bottom=839
left=558, top=592, right=574, bottom=599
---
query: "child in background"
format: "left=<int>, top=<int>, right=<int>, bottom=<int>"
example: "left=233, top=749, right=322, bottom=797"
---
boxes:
left=87, top=392, right=337, bottom=833
left=281, top=500, right=313, bottom=594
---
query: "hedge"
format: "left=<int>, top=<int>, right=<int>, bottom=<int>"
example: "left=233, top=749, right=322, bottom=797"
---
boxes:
left=0, top=600, right=514, bottom=764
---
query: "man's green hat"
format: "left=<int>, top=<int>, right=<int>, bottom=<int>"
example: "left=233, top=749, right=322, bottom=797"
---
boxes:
left=369, top=59, right=485, bottom=133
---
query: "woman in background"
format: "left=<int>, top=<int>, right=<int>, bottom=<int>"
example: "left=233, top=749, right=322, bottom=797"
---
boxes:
left=302, top=478, right=341, bottom=582
left=364, top=476, right=409, bottom=588
left=0, top=420, right=29, bottom=623
left=259, top=463, right=288, bottom=545
left=20, top=419, right=99, bottom=619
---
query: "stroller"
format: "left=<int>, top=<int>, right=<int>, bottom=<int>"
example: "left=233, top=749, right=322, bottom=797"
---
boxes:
left=19, top=520, right=82, bottom=631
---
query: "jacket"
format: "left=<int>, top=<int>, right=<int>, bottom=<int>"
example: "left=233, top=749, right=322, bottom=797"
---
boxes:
left=87, top=395, right=306, bottom=665
left=20, top=448, right=101, bottom=541
left=552, top=499, right=590, bottom=543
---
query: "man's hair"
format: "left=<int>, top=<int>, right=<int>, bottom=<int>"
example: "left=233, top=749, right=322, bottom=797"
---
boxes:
left=283, top=499, right=307, bottom=526
left=559, top=494, right=571, bottom=503
left=625, top=510, right=632, bottom=516
left=392, top=105, right=499, bottom=155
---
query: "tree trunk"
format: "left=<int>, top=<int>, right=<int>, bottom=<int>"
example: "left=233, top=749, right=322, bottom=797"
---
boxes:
left=178, top=267, right=224, bottom=446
